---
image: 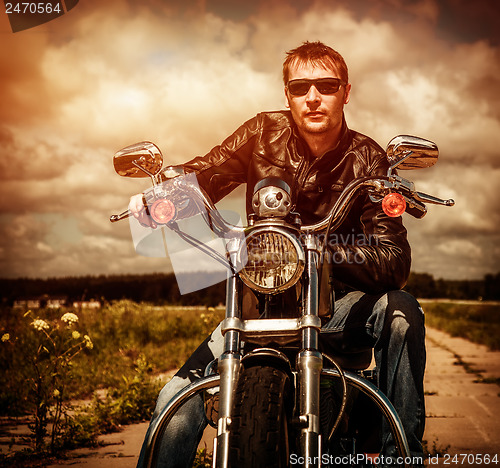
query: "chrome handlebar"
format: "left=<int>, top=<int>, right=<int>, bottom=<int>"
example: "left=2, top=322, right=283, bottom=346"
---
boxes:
left=110, top=175, right=455, bottom=234
left=110, top=210, right=129, bottom=223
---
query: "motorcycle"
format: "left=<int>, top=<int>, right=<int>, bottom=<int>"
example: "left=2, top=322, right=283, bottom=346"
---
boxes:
left=110, top=135, right=454, bottom=468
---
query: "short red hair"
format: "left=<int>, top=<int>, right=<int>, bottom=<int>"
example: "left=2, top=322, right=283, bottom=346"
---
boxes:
left=283, top=41, right=349, bottom=85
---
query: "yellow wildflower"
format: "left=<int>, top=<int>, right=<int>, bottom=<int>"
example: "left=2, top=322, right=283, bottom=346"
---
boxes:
left=61, top=312, right=79, bottom=324
left=32, top=319, right=49, bottom=331
left=84, top=335, right=93, bottom=349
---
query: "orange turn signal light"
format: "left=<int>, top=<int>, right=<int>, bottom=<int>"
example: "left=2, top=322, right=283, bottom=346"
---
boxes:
left=382, top=193, right=406, bottom=217
left=150, top=199, right=176, bottom=224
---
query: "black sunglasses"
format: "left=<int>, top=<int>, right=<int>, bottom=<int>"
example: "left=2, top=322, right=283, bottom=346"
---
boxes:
left=287, top=78, right=346, bottom=96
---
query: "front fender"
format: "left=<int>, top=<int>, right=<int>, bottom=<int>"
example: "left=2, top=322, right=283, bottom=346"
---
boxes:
left=240, top=347, right=294, bottom=381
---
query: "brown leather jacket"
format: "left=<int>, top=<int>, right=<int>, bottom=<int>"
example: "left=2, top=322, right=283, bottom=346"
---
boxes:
left=179, top=111, right=411, bottom=294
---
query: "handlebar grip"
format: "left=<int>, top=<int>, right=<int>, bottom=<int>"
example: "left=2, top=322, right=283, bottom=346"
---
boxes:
left=110, top=210, right=130, bottom=223
left=401, top=195, right=427, bottom=219
left=405, top=204, right=426, bottom=219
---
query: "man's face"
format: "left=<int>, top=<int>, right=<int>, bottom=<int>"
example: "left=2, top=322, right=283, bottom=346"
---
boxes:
left=285, top=62, right=351, bottom=138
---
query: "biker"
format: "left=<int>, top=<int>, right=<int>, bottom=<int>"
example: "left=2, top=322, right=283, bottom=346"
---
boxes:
left=132, top=41, right=426, bottom=468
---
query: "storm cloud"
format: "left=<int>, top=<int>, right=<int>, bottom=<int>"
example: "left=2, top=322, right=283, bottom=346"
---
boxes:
left=0, top=0, right=499, bottom=280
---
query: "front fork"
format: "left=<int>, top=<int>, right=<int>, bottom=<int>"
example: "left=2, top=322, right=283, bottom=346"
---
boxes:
left=297, top=234, right=323, bottom=467
left=214, top=243, right=241, bottom=468
left=215, top=235, right=323, bottom=468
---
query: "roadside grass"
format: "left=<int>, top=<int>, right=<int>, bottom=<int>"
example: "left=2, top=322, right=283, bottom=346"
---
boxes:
left=0, top=300, right=223, bottom=462
left=1, top=300, right=224, bottom=414
left=420, top=300, right=500, bottom=351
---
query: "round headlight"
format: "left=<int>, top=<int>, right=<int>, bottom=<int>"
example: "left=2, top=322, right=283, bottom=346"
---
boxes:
left=238, top=228, right=304, bottom=294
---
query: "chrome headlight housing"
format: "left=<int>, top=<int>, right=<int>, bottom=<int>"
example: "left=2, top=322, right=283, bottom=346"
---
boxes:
left=238, top=227, right=305, bottom=294
left=251, top=178, right=292, bottom=218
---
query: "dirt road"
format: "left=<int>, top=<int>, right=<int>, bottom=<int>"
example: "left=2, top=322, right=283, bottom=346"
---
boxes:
left=36, top=327, right=499, bottom=467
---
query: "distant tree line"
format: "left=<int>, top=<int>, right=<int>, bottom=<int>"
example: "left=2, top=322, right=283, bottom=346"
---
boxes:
left=404, top=271, right=500, bottom=301
left=0, top=273, right=226, bottom=307
left=0, top=271, right=498, bottom=307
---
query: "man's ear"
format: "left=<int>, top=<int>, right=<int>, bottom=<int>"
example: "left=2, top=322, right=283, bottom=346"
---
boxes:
left=344, top=83, right=351, bottom=105
left=284, top=88, right=290, bottom=108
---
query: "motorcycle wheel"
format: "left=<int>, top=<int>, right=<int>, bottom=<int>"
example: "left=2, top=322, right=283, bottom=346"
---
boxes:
left=228, top=365, right=291, bottom=468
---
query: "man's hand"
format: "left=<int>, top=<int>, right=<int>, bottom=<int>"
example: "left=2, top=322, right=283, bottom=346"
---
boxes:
left=128, top=193, right=157, bottom=228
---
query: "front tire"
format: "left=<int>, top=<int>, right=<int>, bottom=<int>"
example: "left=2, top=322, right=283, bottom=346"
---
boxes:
left=228, top=365, right=291, bottom=468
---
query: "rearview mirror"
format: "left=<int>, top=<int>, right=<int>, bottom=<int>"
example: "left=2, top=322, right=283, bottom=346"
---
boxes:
left=113, top=141, right=163, bottom=178
left=386, top=135, right=438, bottom=170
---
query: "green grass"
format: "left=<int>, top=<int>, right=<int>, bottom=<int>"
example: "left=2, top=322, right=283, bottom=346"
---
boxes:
left=0, top=300, right=224, bottom=462
left=420, top=300, right=500, bottom=350
left=0, top=300, right=224, bottom=416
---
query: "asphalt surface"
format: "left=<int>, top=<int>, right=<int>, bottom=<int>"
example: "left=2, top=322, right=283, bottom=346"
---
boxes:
left=31, top=327, right=500, bottom=467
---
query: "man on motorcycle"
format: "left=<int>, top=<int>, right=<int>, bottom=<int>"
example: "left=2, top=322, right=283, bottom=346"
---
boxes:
left=132, top=41, right=426, bottom=468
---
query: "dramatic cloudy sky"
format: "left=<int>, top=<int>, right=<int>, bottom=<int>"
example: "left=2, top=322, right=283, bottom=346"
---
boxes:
left=0, top=0, right=499, bottom=281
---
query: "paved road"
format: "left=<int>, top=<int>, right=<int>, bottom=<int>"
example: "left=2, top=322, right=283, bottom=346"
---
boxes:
left=41, top=327, right=500, bottom=467
left=423, top=328, right=500, bottom=467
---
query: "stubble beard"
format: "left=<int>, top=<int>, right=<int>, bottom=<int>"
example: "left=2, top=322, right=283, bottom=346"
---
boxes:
left=301, top=117, right=331, bottom=135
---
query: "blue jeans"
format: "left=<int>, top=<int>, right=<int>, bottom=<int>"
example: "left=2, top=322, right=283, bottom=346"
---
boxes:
left=137, top=290, right=426, bottom=468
